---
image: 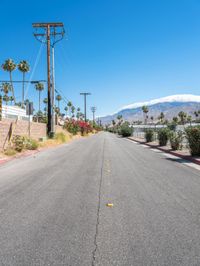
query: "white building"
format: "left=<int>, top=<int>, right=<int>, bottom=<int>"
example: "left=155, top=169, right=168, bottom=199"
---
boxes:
left=2, top=105, right=32, bottom=121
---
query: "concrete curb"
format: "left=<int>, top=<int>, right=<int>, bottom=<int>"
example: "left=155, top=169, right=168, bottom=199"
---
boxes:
left=0, top=150, right=39, bottom=166
left=127, top=137, right=200, bottom=166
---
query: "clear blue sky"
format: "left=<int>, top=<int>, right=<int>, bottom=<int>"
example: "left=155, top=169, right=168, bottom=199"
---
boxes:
left=1, top=0, right=200, bottom=117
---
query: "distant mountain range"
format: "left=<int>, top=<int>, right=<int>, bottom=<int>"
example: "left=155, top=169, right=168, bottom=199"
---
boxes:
left=99, top=94, right=200, bottom=124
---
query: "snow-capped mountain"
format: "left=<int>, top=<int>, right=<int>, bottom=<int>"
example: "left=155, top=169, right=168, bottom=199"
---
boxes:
left=99, top=94, right=200, bottom=124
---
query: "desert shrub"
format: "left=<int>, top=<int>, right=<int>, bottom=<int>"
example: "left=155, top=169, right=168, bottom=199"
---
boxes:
left=12, top=135, right=25, bottom=152
left=169, top=131, right=183, bottom=150
left=4, top=148, right=17, bottom=156
left=54, top=132, right=66, bottom=143
left=145, top=129, right=154, bottom=142
left=25, top=138, right=39, bottom=150
left=158, top=128, right=169, bottom=146
left=119, top=122, right=133, bottom=137
left=185, top=126, right=200, bottom=156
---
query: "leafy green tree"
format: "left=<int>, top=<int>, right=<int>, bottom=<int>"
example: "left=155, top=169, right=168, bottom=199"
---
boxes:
left=35, top=82, right=44, bottom=112
left=2, top=59, right=16, bottom=104
left=18, top=60, right=30, bottom=106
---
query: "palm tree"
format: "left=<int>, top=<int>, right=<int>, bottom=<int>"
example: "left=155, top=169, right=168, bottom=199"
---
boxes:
left=71, top=106, right=75, bottom=118
left=1, top=82, right=11, bottom=95
left=1, top=83, right=11, bottom=106
left=2, top=59, right=16, bottom=104
left=117, top=115, right=123, bottom=125
left=158, top=112, right=165, bottom=124
left=35, top=82, right=44, bottom=112
left=64, top=106, right=68, bottom=116
left=67, top=101, right=72, bottom=117
left=3, top=95, right=10, bottom=105
left=18, top=60, right=30, bottom=106
left=142, top=105, right=149, bottom=124
left=56, top=95, right=62, bottom=109
left=9, top=96, right=14, bottom=105
left=150, top=116, right=154, bottom=124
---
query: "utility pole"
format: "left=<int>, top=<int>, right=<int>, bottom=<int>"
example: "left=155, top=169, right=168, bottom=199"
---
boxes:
left=91, top=106, right=96, bottom=125
left=32, top=22, right=65, bottom=136
left=80, top=92, right=91, bottom=122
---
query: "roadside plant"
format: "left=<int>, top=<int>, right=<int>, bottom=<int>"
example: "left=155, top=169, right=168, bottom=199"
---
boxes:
left=145, top=129, right=154, bottom=142
left=24, top=138, right=39, bottom=150
left=12, top=135, right=25, bottom=152
left=169, top=131, right=183, bottom=151
left=119, top=122, right=133, bottom=137
left=157, top=128, right=169, bottom=146
left=185, top=126, right=200, bottom=156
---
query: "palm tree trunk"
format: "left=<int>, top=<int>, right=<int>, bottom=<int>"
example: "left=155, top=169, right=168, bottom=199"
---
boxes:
left=39, top=91, right=41, bottom=112
left=22, top=72, right=25, bottom=107
left=9, top=71, right=16, bottom=104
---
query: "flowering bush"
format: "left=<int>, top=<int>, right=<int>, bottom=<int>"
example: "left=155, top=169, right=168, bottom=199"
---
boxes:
left=64, top=119, right=93, bottom=135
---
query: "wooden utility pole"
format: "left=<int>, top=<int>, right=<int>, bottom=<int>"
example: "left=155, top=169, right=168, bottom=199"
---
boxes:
left=80, top=92, right=91, bottom=122
left=32, top=22, right=65, bottom=136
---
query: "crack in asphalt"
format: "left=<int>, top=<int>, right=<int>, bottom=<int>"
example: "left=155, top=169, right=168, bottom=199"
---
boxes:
left=91, top=138, right=106, bottom=266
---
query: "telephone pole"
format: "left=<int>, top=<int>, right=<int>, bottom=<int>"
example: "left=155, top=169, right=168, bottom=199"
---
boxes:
left=91, top=106, right=96, bottom=125
left=32, top=22, right=65, bottom=136
left=80, top=92, right=91, bottom=122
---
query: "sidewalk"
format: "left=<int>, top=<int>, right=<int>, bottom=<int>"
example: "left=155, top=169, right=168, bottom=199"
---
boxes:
left=128, top=137, right=200, bottom=166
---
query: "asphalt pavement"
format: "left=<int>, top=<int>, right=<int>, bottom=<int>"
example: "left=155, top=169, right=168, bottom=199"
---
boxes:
left=0, top=132, right=200, bottom=266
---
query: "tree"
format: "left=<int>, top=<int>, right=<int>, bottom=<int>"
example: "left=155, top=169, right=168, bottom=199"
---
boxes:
left=1, top=83, right=11, bottom=106
left=150, top=116, right=154, bottom=124
left=178, top=111, right=187, bottom=125
left=76, top=107, right=81, bottom=119
left=194, top=111, right=199, bottom=122
left=56, top=94, right=62, bottom=109
left=18, top=60, right=30, bottom=106
left=142, top=105, right=149, bottom=124
left=2, top=59, right=16, bottom=104
left=67, top=101, right=72, bottom=117
left=172, top=116, right=178, bottom=124
left=158, top=112, right=165, bottom=124
left=187, top=115, right=192, bottom=126
left=35, top=82, right=44, bottom=112
left=117, top=115, right=123, bottom=125
left=9, top=96, right=14, bottom=105
left=64, top=106, right=68, bottom=116
left=71, top=106, right=75, bottom=118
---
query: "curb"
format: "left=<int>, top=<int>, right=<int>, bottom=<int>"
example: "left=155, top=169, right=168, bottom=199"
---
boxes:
left=0, top=150, right=39, bottom=166
left=127, top=137, right=200, bottom=166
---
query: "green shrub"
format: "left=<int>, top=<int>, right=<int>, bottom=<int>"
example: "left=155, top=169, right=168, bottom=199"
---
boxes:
left=158, top=128, right=169, bottom=146
left=169, top=131, right=183, bottom=150
left=25, top=138, right=39, bottom=150
left=54, top=132, right=66, bottom=143
left=119, top=123, right=133, bottom=137
left=4, top=148, right=17, bottom=156
left=185, top=126, right=200, bottom=156
left=145, top=129, right=154, bottom=142
left=12, top=135, right=25, bottom=152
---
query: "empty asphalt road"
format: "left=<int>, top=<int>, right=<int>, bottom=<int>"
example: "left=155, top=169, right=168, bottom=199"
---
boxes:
left=0, top=132, right=200, bottom=266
